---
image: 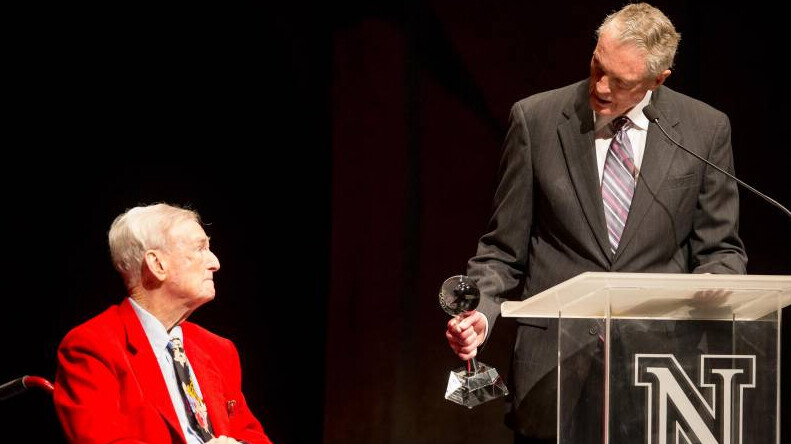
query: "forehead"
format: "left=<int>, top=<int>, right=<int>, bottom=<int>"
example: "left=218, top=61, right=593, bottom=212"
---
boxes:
left=167, top=219, right=209, bottom=245
left=593, top=32, right=648, bottom=80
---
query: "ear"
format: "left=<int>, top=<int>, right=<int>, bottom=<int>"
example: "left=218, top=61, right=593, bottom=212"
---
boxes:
left=143, top=250, right=168, bottom=282
left=649, top=69, right=672, bottom=90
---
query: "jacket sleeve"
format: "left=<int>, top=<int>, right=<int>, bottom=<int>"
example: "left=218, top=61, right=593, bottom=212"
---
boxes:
left=467, top=101, right=535, bottom=335
left=689, top=111, right=747, bottom=274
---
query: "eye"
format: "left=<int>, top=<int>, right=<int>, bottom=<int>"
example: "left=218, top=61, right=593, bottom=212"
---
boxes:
left=195, top=240, right=211, bottom=252
left=615, top=77, right=640, bottom=90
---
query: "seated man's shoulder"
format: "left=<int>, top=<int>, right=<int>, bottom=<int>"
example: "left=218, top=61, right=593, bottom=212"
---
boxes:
left=59, top=303, right=126, bottom=349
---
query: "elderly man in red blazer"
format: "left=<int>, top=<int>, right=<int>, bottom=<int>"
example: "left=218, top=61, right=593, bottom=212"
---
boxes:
left=54, top=203, right=273, bottom=444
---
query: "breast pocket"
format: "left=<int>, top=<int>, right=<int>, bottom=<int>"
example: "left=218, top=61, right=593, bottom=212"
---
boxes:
left=665, top=173, right=699, bottom=190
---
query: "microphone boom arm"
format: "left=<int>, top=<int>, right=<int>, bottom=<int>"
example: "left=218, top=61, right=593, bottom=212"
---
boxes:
left=644, top=108, right=791, bottom=221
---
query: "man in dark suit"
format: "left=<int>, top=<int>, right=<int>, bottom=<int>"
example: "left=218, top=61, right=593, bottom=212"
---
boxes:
left=54, top=203, right=273, bottom=444
left=444, top=3, right=747, bottom=443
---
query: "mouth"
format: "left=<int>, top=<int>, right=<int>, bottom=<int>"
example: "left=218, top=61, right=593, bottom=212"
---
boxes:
left=592, top=93, right=611, bottom=106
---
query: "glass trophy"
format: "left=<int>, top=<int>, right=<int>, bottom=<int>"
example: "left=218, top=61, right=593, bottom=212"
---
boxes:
left=439, top=275, right=508, bottom=408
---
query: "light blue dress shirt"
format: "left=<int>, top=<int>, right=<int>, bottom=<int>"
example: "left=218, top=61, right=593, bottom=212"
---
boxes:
left=129, top=297, right=209, bottom=444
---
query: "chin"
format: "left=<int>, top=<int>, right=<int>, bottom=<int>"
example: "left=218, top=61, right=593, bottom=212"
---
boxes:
left=196, top=294, right=215, bottom=305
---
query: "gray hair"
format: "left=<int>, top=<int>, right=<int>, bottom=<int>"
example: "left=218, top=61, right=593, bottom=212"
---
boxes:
left=597, top=3, right=681, bottom=78
left=108, top=203, right=201, bottom=289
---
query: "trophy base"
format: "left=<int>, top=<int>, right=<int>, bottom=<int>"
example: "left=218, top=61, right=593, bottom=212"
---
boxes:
left=445, top=362, right=509, bottom=409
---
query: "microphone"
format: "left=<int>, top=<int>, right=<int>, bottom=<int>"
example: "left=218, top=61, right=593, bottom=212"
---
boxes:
left=0, top=377, right=27, bottom=401
left=642, top=105, right=791, bottom=220
left=0, top=375, right=54, bottom=401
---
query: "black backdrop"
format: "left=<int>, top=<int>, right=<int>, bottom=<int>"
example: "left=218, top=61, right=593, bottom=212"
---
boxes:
left=2, top=2, right=789, bottom=443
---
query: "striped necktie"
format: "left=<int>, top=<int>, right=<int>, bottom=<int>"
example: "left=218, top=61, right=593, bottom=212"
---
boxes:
left=601, top=116, right=636, bottom=255
left=167, top=337, right=215, bottom=442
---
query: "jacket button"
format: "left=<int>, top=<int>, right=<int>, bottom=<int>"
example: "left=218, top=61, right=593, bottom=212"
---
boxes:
left=588, top=327, right=597, bottom=335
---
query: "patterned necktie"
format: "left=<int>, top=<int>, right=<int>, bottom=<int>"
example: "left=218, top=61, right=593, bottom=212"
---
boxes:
left=167, top=337, right=214, bottom=442
left=601, top=116, right=637, bottom=255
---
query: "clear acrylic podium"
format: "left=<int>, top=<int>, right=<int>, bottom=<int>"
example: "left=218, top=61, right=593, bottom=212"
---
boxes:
left=501, top=272, right=791, bottom=443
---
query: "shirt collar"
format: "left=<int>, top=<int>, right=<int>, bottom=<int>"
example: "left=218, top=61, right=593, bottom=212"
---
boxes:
left=129, top=297, right=183, bottom=355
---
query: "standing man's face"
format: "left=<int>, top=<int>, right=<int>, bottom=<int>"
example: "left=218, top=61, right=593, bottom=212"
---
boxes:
left=589, top=29, right=669, bottom=118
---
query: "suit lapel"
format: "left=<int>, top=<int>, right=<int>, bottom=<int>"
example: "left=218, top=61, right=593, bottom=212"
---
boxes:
left=559, top=84, right=613, bottom=263
left=120, top=299, right=186, bottom=443
left=182, top=324, right=229, bottom=435
left=615, top=89, right=679, bottom=261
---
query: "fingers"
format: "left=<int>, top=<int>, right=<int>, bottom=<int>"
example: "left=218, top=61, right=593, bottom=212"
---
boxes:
left=445, top=325, right=480, bottom=360
left=446, top=329, right=477, bottom=348
left=447, top=317, right=460, bottom=333
left=444, top=310, right=488, bottom=361
left=446, top=322, right=475, bottom=344
left=448, top=311, right=479, bottom=332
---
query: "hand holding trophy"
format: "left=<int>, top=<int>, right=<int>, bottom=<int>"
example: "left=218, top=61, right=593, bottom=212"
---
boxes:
left=439, top=275, right=508, bottom=408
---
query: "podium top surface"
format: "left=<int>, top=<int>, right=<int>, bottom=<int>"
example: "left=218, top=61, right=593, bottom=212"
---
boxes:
left=501, top=272, right=791, bottom=320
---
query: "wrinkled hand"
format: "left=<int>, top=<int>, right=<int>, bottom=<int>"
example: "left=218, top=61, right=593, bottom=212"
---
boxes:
left=207, top=436, right=244, bottom=444
left=445, top=310, right=486, bottom=360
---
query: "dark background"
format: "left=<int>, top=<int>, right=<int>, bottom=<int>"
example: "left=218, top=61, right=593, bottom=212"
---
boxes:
left=2, top=2, right=789, bottom=443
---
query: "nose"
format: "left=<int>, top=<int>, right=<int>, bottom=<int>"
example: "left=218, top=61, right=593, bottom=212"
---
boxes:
left=596, top=75, right=611, bottom=95
left=207, top=250, right=221, bottom=271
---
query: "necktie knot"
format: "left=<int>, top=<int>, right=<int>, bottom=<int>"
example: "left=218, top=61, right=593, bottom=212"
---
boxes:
left=168, top=338, right=188, bottom=367
left=610, top=116, right=630, bottom=133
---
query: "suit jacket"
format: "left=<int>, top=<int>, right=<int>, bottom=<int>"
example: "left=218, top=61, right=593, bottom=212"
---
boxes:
left=468, top=79, right=747, bottom=438
left=54, top=298, right=273, bottom=444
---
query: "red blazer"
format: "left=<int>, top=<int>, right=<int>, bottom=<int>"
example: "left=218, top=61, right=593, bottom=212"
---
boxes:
left=54, top=298, right=273, bottom=444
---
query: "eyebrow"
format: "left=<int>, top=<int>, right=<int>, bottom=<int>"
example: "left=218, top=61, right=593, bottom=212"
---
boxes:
left=592, top=55, right=640, bottom=87
left=192, top=236, right=210, bottom=247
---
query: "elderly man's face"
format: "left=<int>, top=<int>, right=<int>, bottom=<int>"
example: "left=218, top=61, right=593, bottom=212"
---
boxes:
left=163, top=220, right=220, bottom=308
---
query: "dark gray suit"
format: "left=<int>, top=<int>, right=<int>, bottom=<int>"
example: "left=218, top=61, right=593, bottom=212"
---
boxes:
left=468, top=79, right=747, bottom=439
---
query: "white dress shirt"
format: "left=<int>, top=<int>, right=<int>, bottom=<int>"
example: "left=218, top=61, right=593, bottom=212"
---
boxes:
left=594, top=90, right=653, bottom=183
